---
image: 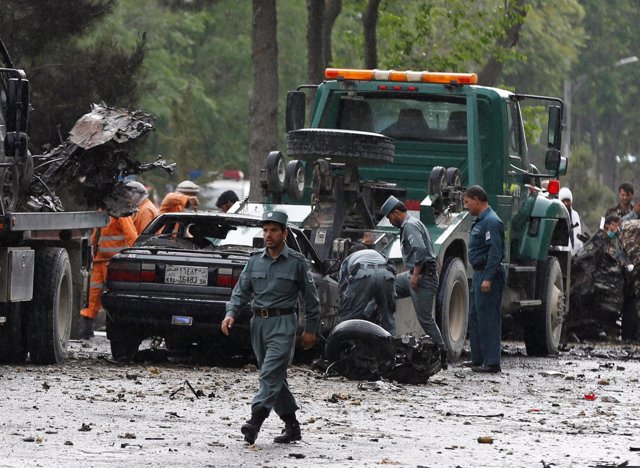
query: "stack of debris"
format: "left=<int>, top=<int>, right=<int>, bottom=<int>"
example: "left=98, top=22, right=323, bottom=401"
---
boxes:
left=21, top=103, right=174, bottom=216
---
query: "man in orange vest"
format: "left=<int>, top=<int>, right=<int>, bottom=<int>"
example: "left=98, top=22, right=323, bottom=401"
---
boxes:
left=126, top=180, right=159, bottom=232
left=159, top=180, right=200, bottom=214
left=79, top=215, right=138, bottom=339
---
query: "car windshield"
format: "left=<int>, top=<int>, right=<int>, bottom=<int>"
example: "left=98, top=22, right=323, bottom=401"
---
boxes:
left=138, top=215, right=263, bottom=249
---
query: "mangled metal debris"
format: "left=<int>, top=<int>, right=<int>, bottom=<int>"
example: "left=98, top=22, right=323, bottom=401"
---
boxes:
left=20, top=103, right=174, bottom=216
left=323, top=319, right=442, bottom=384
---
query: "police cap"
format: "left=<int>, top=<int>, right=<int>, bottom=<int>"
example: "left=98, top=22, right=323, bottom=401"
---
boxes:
left=380, top=195, right=405, bottom=217
left=258, top=210, right=288, bottom=227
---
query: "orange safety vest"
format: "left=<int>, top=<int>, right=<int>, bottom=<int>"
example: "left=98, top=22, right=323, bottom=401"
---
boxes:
left=93, top=216, right=138, bottom=262
left=133, top=198, right=159, bottom=233
left=159, top=192, right=191, bottom=214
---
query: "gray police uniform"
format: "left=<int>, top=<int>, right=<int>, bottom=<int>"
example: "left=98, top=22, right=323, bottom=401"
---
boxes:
left=395, top=214, right=445, bottom=346
left=338, top=249, right=396, bottom=334
left=226, top=243, right=320, bottom=416
left=467, top=205, right=506, bottom=368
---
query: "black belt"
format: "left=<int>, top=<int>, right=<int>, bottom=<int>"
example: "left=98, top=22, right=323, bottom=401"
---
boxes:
left=253, top=308, right=295, bottom=318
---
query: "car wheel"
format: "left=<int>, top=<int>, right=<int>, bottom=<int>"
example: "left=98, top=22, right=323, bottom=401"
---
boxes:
left=446, top=167, right=461, bottom=189
left=287, top=129, right=394, bottom=166
left=0, top=163, right=20, bottom=211
left=28, top=248, right=73, bottom=364
left=285, top=159, right=305, bottom=200
left=106, top=314, right=141, bottom=362
left=436, top=257, right=469, bottom=361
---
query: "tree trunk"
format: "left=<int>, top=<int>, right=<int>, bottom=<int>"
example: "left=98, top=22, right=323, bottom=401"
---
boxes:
left=477, top=0, right=528, bottom=86
left=248, top=0, right=278, bottom=201
left=362, top=0, right=380, bottom=69
left=307, top=0, right=325, bottom=85
left=322, top=0, right=342, bottom=68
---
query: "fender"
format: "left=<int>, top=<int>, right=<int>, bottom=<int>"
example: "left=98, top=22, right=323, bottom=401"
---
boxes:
left=517, top=195, right=569, bottom=261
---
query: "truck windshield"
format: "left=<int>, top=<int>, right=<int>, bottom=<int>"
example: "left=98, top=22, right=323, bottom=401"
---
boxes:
left=328, top=94, right=467, bottom=142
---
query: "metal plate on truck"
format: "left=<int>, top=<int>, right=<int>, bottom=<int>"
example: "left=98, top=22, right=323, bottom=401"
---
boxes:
left=165, top=266, right=208, bottom=286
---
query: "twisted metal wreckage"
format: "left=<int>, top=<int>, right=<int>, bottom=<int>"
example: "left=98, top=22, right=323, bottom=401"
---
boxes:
left=16, top=104, right=174, bottom=217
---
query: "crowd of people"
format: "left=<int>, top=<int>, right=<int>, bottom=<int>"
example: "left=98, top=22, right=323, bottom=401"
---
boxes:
left=79, top=179, right=241, bottom=339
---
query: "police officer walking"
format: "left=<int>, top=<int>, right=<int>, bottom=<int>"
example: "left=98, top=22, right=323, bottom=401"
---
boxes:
left=380, top=195, right=447, bottom=368
left=221, top=210, right=320, bottom=445
left=463, top=185, right=506, bottom=373
left=338, top=243, right=396, bottom=334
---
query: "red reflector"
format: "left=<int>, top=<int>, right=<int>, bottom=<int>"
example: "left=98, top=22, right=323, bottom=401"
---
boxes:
left=404, top=199, right=421, bottom=211
left=547, top=179, right=560, bottom=196
left=140, top=271, right=156, bottom=282
left=392, top=85, right=401, bottom=91
left=108, top=269, right=139, bottom=282
left=407, top=86, right=417, bottom=91
left=217, top=274, right=238, bottom=288
left=378, top=85, right=388, bottom=90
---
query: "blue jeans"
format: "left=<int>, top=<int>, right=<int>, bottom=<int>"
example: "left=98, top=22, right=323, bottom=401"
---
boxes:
left=469, top=267, right=505, bottom=367
left=395, top=270, right=444, bottom=346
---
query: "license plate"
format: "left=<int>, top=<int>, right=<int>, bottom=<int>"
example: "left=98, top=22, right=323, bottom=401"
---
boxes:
left=165, top=265, right=208, bottom=285
left=172, top=315, right=193, bottom=326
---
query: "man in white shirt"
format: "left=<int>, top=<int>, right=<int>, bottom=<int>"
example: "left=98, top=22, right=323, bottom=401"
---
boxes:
left=559, top=187, right=584, bottom=255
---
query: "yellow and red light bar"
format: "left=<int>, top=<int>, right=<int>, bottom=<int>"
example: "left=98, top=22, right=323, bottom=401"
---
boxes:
left=325, top=68, right=478, bottom=85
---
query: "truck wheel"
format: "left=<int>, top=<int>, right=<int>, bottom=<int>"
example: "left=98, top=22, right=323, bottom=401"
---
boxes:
left=287, top=129, right=394, bottom=166
left=285, top=159, right=305, bottom=200
left=428, top=166, right=447, bottom=196
left=0, top=165, right=20, bottom=211
left=266, top=151, right=286, bottom=193
left=0, top=303, right=28, bottom=363
left=106, top=314, right=141, bottom=362
left=28, top=248, right=73, bottom=364
left=446, top=167, right=461, bottom=188
left=436, top=257, right=469, bottom=361
left=523, top=256, right=565, bottom=356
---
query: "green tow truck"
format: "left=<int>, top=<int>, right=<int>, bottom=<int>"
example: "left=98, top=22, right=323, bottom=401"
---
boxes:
left=259, top=67, right=570, bottom=361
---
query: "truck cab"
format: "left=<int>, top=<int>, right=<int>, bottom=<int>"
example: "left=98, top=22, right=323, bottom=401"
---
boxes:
left=267, top=68, right=570, bottom=360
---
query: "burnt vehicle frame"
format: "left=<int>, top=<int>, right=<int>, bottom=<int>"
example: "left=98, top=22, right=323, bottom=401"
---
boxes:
left=102, top=211, right=340, bottom=361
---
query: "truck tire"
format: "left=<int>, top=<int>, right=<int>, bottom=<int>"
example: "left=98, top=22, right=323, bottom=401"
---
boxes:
left=287, top=129, right=394, bottom=166
left=285, top=159, right=305, bottom=200
left=428, top=166, right=447, bottom=196
left=436, top=257, right=469, bottom=361
left=28, top=248, right=73, bottom=364
left=106, top=313, right=141, bottom=362
left=0, top=165, right=20, bottom=211
left=523, top=256, right=565, bottom=356
left=446, top=167, right=461, bottom=188
left=266, top=151, right=286, bottom=193
left=0, top=303, right=28, bottom=364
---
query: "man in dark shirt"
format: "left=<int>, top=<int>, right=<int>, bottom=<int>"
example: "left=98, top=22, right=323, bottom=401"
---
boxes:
left=463, top=185, right=506, bottom=373
left=607, top=182, right=634, bottom=217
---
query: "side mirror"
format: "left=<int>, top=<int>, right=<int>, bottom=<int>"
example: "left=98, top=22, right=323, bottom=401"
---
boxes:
left=557, top=156, right=568, bottom=176
left=544, top=148, right=561, bottom=174
left=6, top=77, right=29, bottom=133
left=547, top=105, right=562, bottom=150
left=285, top=91, right=306, bottom=132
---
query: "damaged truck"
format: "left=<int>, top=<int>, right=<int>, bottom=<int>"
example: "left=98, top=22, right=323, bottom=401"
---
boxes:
left=257, top=67, right=571, bottom=362
left=0, top=39, right=168, bottom=364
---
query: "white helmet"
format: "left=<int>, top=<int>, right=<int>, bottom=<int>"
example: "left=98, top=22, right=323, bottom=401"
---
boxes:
left=125, top=180, right=148, bottom=204
left=176, top=180, right=200, bottom=195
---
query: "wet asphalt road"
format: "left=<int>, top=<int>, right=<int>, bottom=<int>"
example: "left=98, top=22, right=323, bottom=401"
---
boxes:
left=1, top=336, right=639, bottom=468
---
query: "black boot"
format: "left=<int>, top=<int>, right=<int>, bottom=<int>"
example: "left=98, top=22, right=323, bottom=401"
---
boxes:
left=79, top=317, right=94, bottom=340
left=273, top=413, right=302, bottom=443
left=440, top=348, right=448, bottom=371
left=241, top=407, right=270, bottom=445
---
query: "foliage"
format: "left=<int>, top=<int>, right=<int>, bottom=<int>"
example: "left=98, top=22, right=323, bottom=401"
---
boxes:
left=563, top=144, right=614, bottom=232
left=0, top=0, right=145, bottom=150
